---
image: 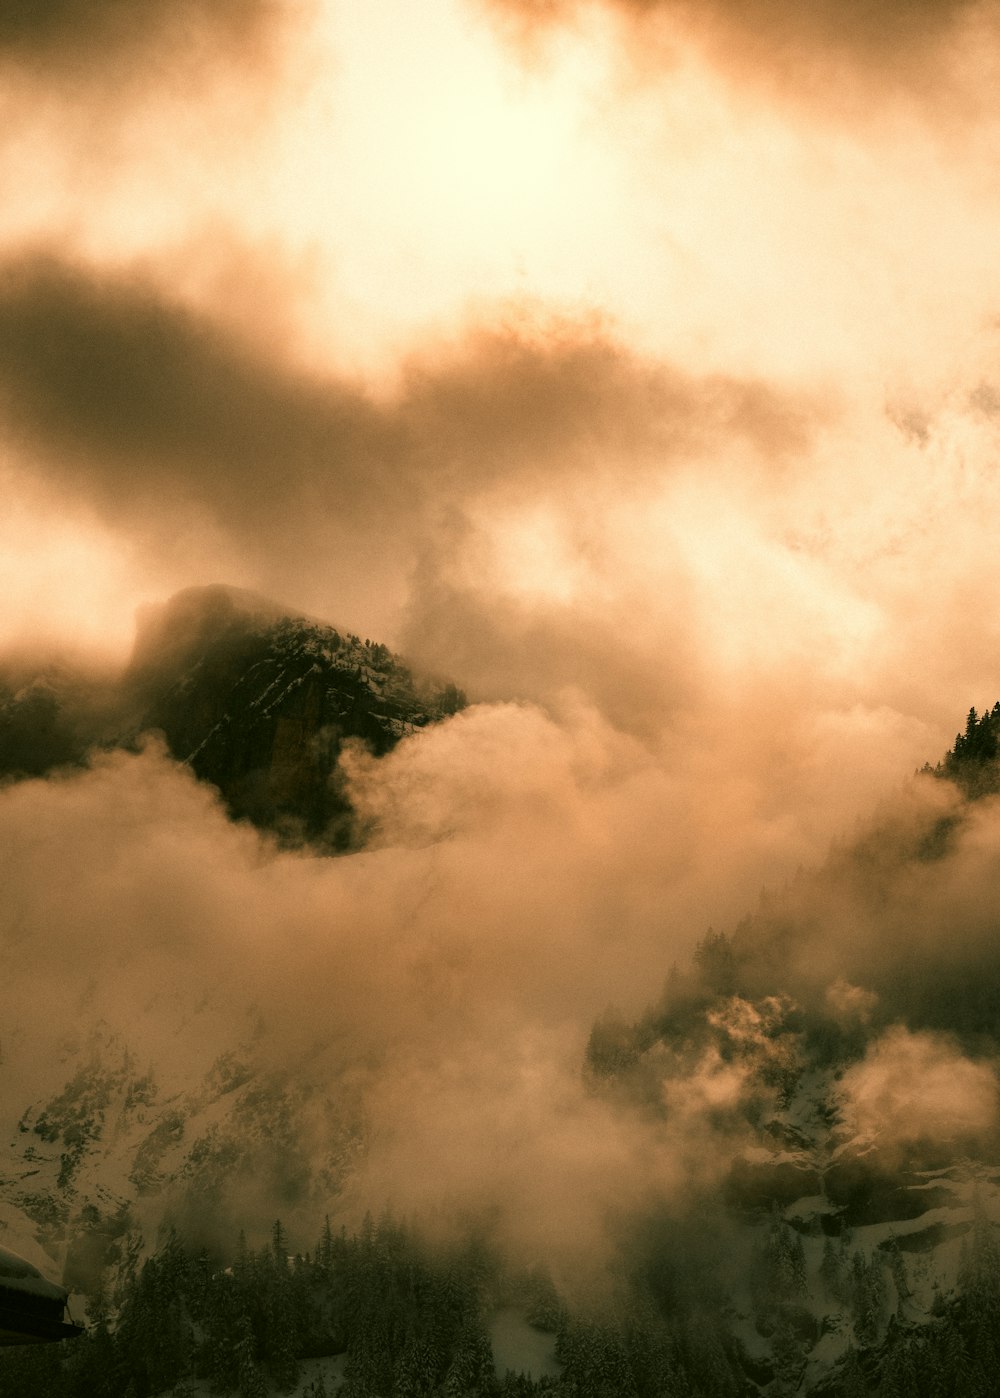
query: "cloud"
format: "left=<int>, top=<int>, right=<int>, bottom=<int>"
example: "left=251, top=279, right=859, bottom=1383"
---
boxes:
left=0, top=716, right=773, bottom=1269
left=4, top=514, right=1000, bottom=1275
left=680, top=764, right=1000, bottom=1073
left=0, top=251, right=390, bottom=526
left=489, top=0, right=980, bottom=49
left=0, top=250, right=815, bottom=649
left=479, top=0, right=997, bottom=105
left=7, top=685, right=941, bottom=1264
left=825, top=978, right=878, bottom=1026
left=0, top=0, right=298, bottom=83
left=837, top=1025, right=999, bottom=1147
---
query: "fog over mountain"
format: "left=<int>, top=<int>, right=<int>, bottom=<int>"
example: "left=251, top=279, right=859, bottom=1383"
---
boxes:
left=4, top=595, right=1000, bottom=1392
left=5, top=0, right=1000, bottom=1393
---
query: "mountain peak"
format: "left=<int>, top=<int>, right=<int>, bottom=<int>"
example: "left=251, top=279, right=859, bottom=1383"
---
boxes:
left=128, top=584, right=305, bottom=684
left=121, top=585, right=466, bottom=845
left=0, top=585, right=465, bottom=845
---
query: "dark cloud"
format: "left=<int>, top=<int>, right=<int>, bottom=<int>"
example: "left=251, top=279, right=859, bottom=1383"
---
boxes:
left=398, top=566, right=705, bottom=736
left=0, top=0, right=294, bottom=79
left=0, top=252, right=401, bottom=530
left=482, top=0, right=993, bottom=93
left=0, top=250, right=815, bottom=653
left=498, top=0, right=978, bottom=44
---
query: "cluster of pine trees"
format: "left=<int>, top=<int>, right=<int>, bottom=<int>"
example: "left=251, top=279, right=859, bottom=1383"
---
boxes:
left=946, top=705, right=1000, bottom=770
left=0, top=1215, right=518, bottom=1398
left=925, top=701, right=1000, bottom=796
left=0, top=1212, right=745, bottom=1398
left=0, top=1208, right=811, bottom=1398
left=863, top=1212, right=1000, bottom=1398
left=0, top=1103, right=997, bottom=1397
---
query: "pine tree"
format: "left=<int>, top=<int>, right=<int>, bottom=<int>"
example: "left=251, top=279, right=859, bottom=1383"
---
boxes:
left=236, top=1310, right=268, bottom=1398
left=821, top=1235, right=846, bottom=1302
left=839, top=1345, right=868, bottom=1397
left=319, top=1216, right=335, bottom=1273
left=886, top=1239, right=909, bottom=1307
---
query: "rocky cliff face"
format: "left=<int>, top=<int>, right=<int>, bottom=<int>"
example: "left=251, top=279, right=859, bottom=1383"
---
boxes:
left=0, top=1019, right=363, bottom=1301
left=586, top=978, right=1000, bottom=1394
left=0, top=585, right=465, bottom=846
left=122, top=586, right=465, bottom=845
left=0, top=586, right=468, bottom=1301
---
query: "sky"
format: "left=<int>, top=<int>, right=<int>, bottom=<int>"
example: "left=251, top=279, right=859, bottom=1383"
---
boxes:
left=5, top=0, right=1000, bottom=860
left=5, top=0, right=1000, bottom=1264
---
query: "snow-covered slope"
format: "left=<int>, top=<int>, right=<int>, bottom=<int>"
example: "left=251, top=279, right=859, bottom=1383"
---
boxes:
left=596, top=982, right=1000, bottom=1393
left=0, top=1012, right=364, bottom=1309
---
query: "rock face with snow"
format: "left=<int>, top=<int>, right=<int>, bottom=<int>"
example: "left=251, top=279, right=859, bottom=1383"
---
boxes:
left=122, top=586, right=465, bottom=843
left=725, top=1057, right=993, bottom=1393
left=589, top=979, right=1000, bottom=1393
left=0, top=587, right=465, bottom=1302
left=0, top=1020, right=363, bottom=1302
left=0, top=585, right=465, bottom=845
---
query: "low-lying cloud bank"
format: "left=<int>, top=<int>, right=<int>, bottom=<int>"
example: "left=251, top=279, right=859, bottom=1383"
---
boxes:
left=838, top=1026, right=1000, bottom=1149
left=3, top=669, right=1000, bottom=1273
left=0, top=715, right=765, bottom=1268
left=5, top=0, right=1000, bottom=1285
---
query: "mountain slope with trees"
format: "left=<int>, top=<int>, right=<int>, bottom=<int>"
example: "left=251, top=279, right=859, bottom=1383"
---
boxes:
left=4, top=643, right=1000, bottom=1393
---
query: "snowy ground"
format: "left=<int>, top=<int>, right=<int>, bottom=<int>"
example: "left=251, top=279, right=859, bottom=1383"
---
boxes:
left=150, top=1354, right=347, bottom=1396
left=489, top=1307, right=561, bottom=1382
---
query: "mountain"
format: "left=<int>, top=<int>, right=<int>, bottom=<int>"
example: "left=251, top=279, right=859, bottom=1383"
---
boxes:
left=0, top=1017, right=363, bottom=1302
left=121, top=586, right=465, bottom=845
left=585, top=980, right=1000, bottom=1395
left=3, top=633, right=1000, bottom=1394
left=0, top=585, right=465, bottom=847
left=0, top=584, right=468, bottom=1289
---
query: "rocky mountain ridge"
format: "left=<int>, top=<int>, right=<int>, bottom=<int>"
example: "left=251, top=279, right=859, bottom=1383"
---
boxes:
left=0, top=585, right=465, bottom=846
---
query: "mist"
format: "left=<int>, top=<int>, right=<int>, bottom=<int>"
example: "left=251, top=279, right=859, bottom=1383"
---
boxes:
left=1, top=644, right=998, bottom=1286
left=4, top=0, right=1000, bottom=1356
left=0, top=693, right=809, bottom=1268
